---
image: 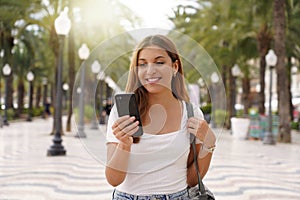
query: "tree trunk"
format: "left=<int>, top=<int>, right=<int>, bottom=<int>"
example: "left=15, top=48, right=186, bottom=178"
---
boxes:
left=35, top=84, right=42, bottom=108
left=242, top=75, right=250, bottom=116
left=4, top=32, right=14, bottom=109
left=7, top=74, right=13, bottom=109
left=29, top=81, right=34, bottom=115
left=257, top=24, right=271, bottom=115
left=227, top=67, right=235, bottom=129
left=16, top=79, right=25, bottom=117
left=66, top=0, right=76, bottom=132
left=221, top=64, right=230, bottom=129
left=287, top=57, right=293, bottom=121
left=274, top=0, right=291, bottom=143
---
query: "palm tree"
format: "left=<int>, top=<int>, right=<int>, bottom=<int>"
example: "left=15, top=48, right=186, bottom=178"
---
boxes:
left=0, top=0, right=46, bottom=114
left=64, top=0, right=139, bottom=131
left=170, top=0, right=257, bottom=128
left=286, top=0, right=300, bottom=121
left=274, top=0, right=291, bottom=143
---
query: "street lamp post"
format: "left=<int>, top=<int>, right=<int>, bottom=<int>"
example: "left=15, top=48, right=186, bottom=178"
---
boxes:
left=63, top=83, right=69, bottom=111
left=98, top=71, right=106, bottom=124
left=0, top=49, right=4, bottom=127
left=210, top=72, right=220, bottom=128
left=76, top=43, right=90, bottom=138
left=26, top=71, right=34, bottom=121
left=263, top=49, right=277, bottom=145
left=47, top=8, right=71, bottom=156
left=90, top=60, right=101, bottom=129
left=2, top=63, right=11, bottom=126
left=42, top=77, right=48, bottom=119
left=231, top=64, right=241, bottom=117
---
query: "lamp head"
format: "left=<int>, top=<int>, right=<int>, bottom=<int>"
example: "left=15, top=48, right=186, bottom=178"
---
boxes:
left=231, top=64, right=241, bottom=77
left=3, top=63, right=12, bottom=76
left=55, top=7, right=71, bottom=36
left=265, top=49, right=277, bottom=67
left=78, top=43, right=90, bottom=60
left=91, top=60, right=101, bottom=74
left=0, top=49, right=4, bottom=58
left=210, top=72, right=219, bottom=83
left=27, top=71, right=34, bottom=81
left=63, top=83, right=69, bottom=91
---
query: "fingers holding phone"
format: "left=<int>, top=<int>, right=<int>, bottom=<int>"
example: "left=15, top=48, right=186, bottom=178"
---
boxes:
left=114, top=93, right=143, bottom=138
left=112, top=115, right=139, bottom=146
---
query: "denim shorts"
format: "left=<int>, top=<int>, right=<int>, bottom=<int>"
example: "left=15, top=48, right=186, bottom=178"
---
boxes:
left=112, top=188, right=189, bottom=200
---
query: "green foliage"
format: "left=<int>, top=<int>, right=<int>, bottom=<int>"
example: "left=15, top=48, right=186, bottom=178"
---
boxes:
left=84, top=105, right=94, bottom=121
left=213, top=109, right=227, bottom=127
left=6, top=108, right=15, bottom=120
left=236, top=109, right=244, bottom=118
left=32, top=107, right=44, bottom=117
left=200, top=104, right=212, bottom=114
left=73, top=105, right=95, bottom=122
left=291, top=121, right=299, bottom=130
left=19, top=107, right=44, bottom=117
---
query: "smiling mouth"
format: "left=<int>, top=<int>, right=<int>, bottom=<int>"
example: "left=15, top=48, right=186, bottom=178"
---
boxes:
left=146, top=77, right=161, bottom=83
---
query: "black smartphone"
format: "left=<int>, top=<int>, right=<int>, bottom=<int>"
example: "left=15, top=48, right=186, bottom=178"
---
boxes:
left=114, top=93, right=143, bottom=137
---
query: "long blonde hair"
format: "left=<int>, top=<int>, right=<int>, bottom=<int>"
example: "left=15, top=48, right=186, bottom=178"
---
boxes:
left=125, top=35, right=190, bottom=120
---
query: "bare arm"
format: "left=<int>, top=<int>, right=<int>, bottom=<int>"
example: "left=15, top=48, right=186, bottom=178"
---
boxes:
left=105, top=115, right=139, bottom=187
left=186, top=143, right=213, bottom=187
left=186, top=120, right=216, bottom=187
left=105, top=143, right=131, bottom=186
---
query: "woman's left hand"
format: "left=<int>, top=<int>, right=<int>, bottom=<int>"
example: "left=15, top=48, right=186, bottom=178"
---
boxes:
left=187, top=117, right=209, bottom=142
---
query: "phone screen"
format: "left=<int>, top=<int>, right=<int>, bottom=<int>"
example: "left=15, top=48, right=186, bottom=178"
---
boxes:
left=114, top=93, right=143, bottom=137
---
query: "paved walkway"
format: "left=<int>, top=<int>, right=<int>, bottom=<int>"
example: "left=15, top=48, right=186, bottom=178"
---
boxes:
left=0, top=117, right=300, bottom=200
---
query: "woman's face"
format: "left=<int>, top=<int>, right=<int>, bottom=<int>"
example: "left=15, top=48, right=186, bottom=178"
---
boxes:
left=137, top=45, right=178, bottom=94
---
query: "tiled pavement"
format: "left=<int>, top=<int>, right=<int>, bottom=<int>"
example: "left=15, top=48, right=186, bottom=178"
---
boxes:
left=0, top=117, right=300, bottom=200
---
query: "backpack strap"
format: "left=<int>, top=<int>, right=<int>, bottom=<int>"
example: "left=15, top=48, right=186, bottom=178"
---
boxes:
left=185, top=102, right=195, bottom=144
left=185, top=102, right=207, bottom=196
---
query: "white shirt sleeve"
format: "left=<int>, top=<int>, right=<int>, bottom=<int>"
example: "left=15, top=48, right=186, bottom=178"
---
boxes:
left=192, top=103, right=204, bottom=120
left=106, top=105, right=120, bottom=143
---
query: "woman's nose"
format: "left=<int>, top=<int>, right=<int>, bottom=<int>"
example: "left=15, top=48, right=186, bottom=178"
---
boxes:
left=146, top=63, right=156, bottom=74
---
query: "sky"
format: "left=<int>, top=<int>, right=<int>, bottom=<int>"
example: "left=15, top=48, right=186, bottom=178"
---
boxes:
left=119, top=0, right=191, bottom=30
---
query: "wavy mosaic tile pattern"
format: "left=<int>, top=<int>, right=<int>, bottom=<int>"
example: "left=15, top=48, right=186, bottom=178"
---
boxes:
left=1, top=118, right=300, bottom=200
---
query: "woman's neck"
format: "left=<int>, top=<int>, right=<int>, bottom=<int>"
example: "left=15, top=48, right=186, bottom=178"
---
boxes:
left=148, top=91, right=178, bottom=106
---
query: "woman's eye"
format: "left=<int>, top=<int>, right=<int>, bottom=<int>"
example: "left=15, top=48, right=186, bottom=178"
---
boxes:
left=138, top=63, right=147, bottom=67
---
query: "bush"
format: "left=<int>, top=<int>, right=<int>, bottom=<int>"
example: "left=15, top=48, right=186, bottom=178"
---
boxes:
left=236, top=109, right=244, bottom=118
left=213, top=109, right=227, bottom=127
left=291, top=121, right=299, bottom=130
left=32, top=107, right=44, bottom=117
left=84, top=105, right=94, bottom=121
left=73, top=105, right=95, bottom=122
left=200, top=104, right=212, bottom=114
left=6, top=108, right=15, bottom=120
left=23, top=107, right=44, bottom=117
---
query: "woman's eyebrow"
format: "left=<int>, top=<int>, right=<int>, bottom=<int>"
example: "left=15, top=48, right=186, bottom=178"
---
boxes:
left=154, top=55, right=165, bottom=60
left=138, top=55, right=166, bottom=61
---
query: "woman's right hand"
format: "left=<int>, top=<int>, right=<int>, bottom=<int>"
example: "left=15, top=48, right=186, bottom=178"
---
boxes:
left=112, top=115, right=139, bottom=147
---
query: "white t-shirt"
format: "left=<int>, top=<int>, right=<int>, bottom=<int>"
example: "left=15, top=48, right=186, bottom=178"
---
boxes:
left=106, top=101, right=204, bottom=195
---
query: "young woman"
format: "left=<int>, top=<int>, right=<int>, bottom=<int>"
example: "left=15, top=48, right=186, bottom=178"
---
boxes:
left=105, top=35, right=216, bottom=200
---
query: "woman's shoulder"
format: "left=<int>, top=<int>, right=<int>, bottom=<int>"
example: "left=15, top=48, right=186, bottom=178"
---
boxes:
left=182, top=101, right=203, bottom=119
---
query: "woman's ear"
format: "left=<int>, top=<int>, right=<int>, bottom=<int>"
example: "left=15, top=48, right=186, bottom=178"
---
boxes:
left=173, top=60, right=179, bottom=74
